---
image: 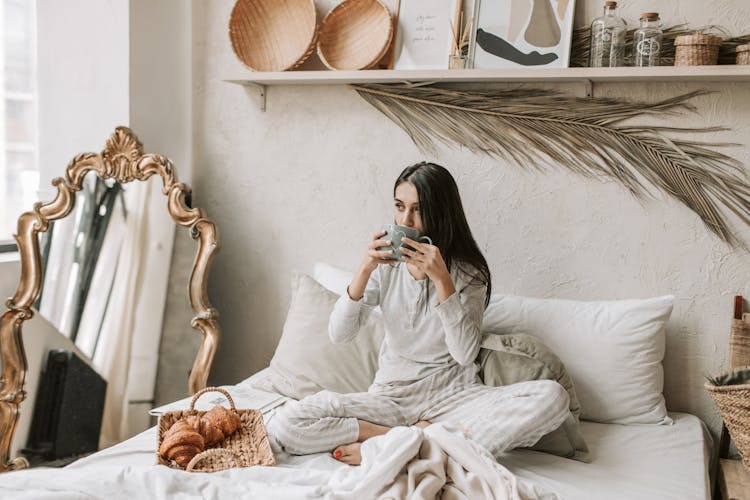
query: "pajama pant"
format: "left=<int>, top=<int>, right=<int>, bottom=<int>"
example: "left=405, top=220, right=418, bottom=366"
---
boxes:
left=267, top=365, right=570, bottom=459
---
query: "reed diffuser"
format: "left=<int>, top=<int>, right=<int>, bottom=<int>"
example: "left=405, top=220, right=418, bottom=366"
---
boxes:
left=449, top=7, right=472, bottom=69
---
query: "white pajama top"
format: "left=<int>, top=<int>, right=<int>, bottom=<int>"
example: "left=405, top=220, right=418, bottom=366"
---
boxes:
left=329, top=262, right=487, bottom=385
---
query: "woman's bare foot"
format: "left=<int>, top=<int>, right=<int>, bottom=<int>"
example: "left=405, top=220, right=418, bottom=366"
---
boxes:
left=357, top=420, right=390, bottom=441
left=330, top=420, right=389, bottom=466
left=333, top=442, right=362, bottom=465
left=332, top=421, right=430, bottom=465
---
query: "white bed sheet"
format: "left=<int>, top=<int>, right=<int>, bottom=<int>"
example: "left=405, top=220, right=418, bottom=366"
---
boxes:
left=501, top=412, right=712, bottom=500
left=0, top=371, right=711, bottom=500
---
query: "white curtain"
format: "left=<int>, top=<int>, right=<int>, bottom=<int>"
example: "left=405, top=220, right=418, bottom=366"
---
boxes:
left=93, top=180, right=151, bottom=448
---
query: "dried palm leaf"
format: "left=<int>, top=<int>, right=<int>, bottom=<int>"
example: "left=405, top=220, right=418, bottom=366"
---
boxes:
left=354, top=83, right=750, bottom=247
left=706, top=367, right=750, bottom=387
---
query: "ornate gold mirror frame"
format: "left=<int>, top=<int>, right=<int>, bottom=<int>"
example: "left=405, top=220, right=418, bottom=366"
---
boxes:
left=0, top=127, right=220, bottom=472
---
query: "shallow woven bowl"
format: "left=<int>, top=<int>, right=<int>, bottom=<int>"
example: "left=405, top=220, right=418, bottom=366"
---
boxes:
left=229, top=0, right=317, bottom=72
left=317, top=0, right=393, bottom=70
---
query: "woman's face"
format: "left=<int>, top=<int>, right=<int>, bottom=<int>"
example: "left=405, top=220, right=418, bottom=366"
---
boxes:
left=394, top=181, right=424, bottom=233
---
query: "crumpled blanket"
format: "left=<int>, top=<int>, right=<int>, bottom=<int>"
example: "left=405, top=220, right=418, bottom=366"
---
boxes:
left=318, top=423, right=560, bottom=500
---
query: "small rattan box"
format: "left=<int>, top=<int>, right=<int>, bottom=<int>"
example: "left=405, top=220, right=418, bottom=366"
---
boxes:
left=674, top=33, right=722, bottom=66
left=737, top=44, right=750, bottom=65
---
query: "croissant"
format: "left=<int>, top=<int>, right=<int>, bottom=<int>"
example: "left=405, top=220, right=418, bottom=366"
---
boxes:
left=203, top=405, right=242, bottom=440
left=186, top=406, right=242, bottom=446
left=185, top=414, right=224, bottom=446
left=159, top=420, right=205, bottom=468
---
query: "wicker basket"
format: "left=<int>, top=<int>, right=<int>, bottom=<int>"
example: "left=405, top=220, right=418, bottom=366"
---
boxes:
left=674, top=33, right=722, bottom=66
left=737, top=44, right=750, bottom=65
left=157, top=387, right=275, bottom=472
left=317, top=0, right=393, bottom=70
left=229, top=0, right=318, bottom=72
left=706, top=374, right=750, bottom=472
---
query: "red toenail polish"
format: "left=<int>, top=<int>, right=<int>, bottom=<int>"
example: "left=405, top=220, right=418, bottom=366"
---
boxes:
left=334, top=450, right=342, bottom=458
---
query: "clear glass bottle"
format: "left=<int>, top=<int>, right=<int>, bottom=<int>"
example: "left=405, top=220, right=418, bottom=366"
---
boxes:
left=589, top=1, right=627, bottom=67
left=633, top=12, right=663, bottom=66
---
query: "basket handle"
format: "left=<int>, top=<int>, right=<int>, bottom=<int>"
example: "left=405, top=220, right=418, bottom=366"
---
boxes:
left=186, top=448, right=242, bottom=472
left=189, top=387, right=237, bottom=412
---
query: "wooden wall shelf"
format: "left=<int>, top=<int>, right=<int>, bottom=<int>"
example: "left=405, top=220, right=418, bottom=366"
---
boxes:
left=224, top=65, right=750, bottom=111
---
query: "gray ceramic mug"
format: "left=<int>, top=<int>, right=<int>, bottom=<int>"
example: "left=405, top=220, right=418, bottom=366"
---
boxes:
left=382, top=224, right=432, bottom=261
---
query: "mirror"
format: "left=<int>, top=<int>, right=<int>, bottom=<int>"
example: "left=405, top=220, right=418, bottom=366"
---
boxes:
left=36, top=173, right=128, bottom=358
left=0, top=127, right=221, bottom=472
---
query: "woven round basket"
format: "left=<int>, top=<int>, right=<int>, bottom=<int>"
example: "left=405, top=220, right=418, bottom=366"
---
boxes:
left=317, top=0, right=393, bottom=70
left=705, top=380, right=750, bottom=471
left=737, top=44, right=750, bottom=65
left=229, top=0, right=318, bottom=72
left=674, top=33, right=722, bottom=66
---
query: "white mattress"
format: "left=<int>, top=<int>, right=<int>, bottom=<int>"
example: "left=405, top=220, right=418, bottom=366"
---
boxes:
left=0, top=372, right=711, bottom=500
left=501, top=412, right=712, bottom=500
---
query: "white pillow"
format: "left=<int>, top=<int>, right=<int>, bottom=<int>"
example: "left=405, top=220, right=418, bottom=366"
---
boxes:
left=312, top=261, right=353, bottom=296
left=482, top=294, right=674, bottom=425
left=251, top=272, right=384, bottom=400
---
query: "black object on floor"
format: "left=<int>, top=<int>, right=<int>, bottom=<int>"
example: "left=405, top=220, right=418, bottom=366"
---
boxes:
left=23, top=349, right=107, bottom=461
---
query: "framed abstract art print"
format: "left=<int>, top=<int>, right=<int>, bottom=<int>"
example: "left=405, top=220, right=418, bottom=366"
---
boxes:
left=472, top=0, right=576, bottom=69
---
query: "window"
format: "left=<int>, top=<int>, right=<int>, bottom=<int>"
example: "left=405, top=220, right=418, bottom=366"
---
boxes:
left=1, top=0, right=37, bottom=244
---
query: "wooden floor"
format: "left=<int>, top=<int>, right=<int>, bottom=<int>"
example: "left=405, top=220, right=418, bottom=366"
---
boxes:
left=719, top=459, right=750, bottom=500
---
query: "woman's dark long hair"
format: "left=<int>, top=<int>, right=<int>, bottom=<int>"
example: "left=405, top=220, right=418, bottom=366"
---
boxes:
left=395, top=161, right=492, bottom=307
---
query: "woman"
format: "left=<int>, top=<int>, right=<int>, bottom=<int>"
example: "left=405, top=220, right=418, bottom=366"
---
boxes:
left=269, top=162, right=568, bottom=465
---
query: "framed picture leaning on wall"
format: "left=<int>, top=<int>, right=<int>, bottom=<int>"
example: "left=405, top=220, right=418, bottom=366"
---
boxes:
left=472, top=0, right=576, bottom=69
left=393, top=0, right=463, bottom=70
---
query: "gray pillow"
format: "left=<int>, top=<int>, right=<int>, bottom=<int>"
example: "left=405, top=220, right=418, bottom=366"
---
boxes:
left=478, top=332, right=590, bottom=462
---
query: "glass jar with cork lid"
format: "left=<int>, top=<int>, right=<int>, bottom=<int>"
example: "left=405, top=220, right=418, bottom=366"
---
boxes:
left=589, top=1, right=627, bottom=67
left=633, top=12, right=663, bottom=66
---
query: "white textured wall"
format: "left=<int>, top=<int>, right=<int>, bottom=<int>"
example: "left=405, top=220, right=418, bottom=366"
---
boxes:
left=185, top=0, right=750, bottom=437
left=36, top=0, right=129, bottom=192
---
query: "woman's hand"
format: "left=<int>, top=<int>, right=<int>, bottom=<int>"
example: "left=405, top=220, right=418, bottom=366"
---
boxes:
left=400, top=237, right=448, bottom=280
left=348, top=230, right=393, bottom=301
left=363, top=230, right=394, bottom=272
left=400, top=238, right=456, bottom=302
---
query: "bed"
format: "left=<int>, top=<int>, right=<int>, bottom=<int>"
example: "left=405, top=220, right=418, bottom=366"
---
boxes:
left=0, top=263, right=713, bottom=499
left=0, top=369, right=712, bottom=499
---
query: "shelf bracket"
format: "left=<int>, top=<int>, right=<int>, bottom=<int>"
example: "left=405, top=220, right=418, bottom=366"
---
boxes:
left=583, top=79, right=594, bottom=98
left=243, top=82, right=267, bottom=111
